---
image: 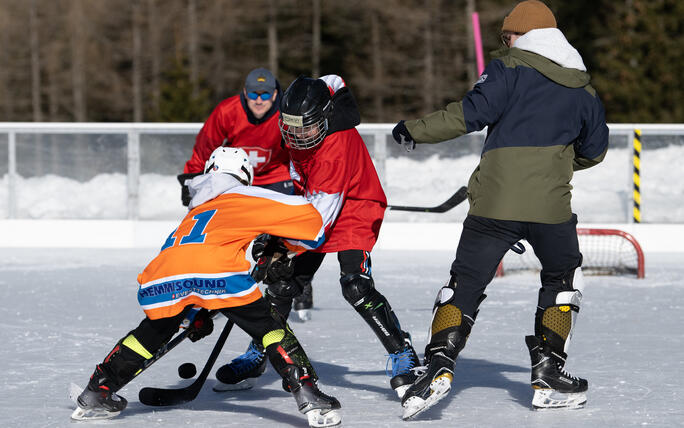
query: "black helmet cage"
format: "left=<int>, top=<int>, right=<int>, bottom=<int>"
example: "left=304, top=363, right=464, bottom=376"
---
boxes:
left=279, top=77, right=333, bottom=150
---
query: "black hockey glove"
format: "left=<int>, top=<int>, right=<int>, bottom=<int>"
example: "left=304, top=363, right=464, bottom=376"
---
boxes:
left=392, top=120, right=415, bottom=151
left=262, top=254, right=295, bottom=285
left=187, top=309, right=214, bottom=342
left=177, top=172, right=202, bottom=207
left=250, top=236, right=295, bottom=284
left=251, top=233, right=273, bottom=261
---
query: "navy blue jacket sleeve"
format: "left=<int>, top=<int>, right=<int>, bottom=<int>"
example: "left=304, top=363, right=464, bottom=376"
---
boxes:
left=462, top=60, right=511, bottom=133
left=574, top=94, right=609, bottom=171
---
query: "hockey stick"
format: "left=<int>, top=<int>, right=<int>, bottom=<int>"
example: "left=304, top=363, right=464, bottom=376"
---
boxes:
left=134, top=309, right=219, bottom=378
left=387, top=186, right=468, bottom=213
left=138, top=317, right=235, bottom=406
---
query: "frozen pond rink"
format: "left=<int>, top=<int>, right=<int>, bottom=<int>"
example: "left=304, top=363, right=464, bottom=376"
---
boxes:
left=1, top=248, right=682, bottom=427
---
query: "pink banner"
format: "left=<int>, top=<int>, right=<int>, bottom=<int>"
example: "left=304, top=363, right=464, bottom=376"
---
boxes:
left=471, top=12, right=485, bottom=76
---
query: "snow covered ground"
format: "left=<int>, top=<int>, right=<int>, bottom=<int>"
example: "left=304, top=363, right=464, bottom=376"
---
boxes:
left=1, top=248, right=682, bottom=427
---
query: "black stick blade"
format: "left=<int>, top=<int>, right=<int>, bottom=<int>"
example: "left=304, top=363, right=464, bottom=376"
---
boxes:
left=138, top=319, right=234, bottom=407
left=388, top=186, right=468, bottom=213
left=139, top=385, right=196, bottom=406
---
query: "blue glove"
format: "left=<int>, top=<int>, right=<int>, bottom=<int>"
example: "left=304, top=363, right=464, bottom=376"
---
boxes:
left=392, top=120, right=415, bottom=151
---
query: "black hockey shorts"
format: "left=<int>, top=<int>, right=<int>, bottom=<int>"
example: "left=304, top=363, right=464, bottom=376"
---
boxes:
left=126, top=298, right=282, bottom=355
left=449, top=214, right=582, bottom=318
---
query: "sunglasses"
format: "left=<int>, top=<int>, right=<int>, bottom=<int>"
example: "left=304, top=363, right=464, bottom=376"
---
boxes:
left=246, top=91, right=273, bottom=101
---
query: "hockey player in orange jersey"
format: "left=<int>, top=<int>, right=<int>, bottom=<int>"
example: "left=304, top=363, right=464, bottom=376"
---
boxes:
left=72, top=147, right=341, bottom=427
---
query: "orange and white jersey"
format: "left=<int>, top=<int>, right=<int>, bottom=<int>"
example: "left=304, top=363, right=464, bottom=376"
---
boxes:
left=137, top=174, right=325, bottom=320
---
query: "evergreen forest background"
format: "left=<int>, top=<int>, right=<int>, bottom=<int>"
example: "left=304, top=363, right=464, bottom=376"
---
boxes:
left=1, top=0, right=681, bottom=124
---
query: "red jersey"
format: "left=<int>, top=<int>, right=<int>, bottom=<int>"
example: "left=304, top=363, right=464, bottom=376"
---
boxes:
left=184, top=95, right=291, bottom=185
left=289, top=128, right=387, bottom=253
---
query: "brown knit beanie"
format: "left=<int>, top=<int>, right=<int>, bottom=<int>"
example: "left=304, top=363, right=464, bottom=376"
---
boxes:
left=501, top=0, right=556, bottom=34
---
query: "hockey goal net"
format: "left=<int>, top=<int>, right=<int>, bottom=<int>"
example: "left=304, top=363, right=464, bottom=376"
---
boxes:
left=496, top=228, right=645, bottom=278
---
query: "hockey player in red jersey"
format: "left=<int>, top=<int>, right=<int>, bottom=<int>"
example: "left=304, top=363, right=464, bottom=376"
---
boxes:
left=215, top=75, right=421, bottom=399
left=179, top=67, right=292, bottom=201
left=72, top=147, right=341, bottom=427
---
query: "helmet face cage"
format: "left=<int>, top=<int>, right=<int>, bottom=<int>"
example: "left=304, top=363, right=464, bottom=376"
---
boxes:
left=279, top=114, right=329, bottom=150
left=203, top=147, right=253, bottom=185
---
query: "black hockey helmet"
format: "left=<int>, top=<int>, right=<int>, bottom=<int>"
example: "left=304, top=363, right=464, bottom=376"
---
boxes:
left=279, top=76, right=332, bottom=150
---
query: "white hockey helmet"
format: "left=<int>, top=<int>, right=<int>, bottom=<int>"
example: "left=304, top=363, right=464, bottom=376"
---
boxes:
left=203, top=147, right=253, bottom=185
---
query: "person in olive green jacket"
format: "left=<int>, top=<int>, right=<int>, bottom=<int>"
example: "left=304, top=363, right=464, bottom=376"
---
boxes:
left=392, top=0, right=608, bottom=419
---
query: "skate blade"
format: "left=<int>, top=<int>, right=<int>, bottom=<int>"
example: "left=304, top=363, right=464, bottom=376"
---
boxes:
left=213, top=378, right=255, bottom=392
left=71, top=406, right=120, bottom=421
left=306, top=408, right=342, bottom=427
left=401, top=373, right=452, bottom=420
left=532, top=389, right=587, bottom=410
left=293, top=309, right=312, bottom=322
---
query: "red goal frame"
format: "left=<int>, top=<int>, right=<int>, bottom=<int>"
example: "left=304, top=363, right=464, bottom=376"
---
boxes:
left=496, top=228, right=645, bottom=279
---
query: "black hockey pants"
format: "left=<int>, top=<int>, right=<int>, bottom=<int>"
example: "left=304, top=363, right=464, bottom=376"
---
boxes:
left=122, top=298, right=280, bottom=362
left=449, top=214, right=583, bottom=320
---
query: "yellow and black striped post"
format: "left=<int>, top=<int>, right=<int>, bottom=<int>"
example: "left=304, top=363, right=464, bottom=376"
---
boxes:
left=632, top=129, right=642, bottom=223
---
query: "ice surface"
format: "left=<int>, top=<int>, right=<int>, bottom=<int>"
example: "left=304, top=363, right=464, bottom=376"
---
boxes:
left=1, top=248, right=682, bottom=427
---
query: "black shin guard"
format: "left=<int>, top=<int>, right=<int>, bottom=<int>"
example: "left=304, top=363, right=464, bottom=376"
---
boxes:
left=263, top=327, right=318, bottom=392
left=340, top=273, right=406, bottom=353
left=92, top=333, right=151, bottom=392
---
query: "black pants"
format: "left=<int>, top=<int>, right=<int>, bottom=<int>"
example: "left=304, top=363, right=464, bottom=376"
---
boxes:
left=450, top=214, right=582, bottom=320
left=126, top=298, right=280, bottom=356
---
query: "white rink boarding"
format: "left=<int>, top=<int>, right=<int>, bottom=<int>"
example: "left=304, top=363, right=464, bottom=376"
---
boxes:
left=1, top=219, right=683, bottom=253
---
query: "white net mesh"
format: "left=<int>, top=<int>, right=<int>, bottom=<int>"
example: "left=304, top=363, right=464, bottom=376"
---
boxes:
left=499, top=228, right=644, bottom=278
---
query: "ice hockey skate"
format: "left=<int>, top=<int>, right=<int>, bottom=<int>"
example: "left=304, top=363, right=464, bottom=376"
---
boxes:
left=292, top=281, right=313, bottom=322
left=292, top=378, right=342, bottom=427
left=401, top=352, right=454, bottom=420
left=214, top=341, right=267, bottom=391
left=526, top=335, right=588, bottom=410
left=69, top=382, right=127, bottom=421
left=387, top=335, right=421, bottom=399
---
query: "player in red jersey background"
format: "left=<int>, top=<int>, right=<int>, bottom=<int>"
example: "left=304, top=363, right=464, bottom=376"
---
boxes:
left=179, top=67, right=292, bottom=202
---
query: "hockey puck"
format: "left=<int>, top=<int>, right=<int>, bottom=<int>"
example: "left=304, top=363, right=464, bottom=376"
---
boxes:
left=178, top=362, right=197, bottom=379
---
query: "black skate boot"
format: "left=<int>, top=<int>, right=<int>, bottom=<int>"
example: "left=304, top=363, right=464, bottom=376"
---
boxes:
left=214, top=341, right=267, bottom=391
left=266, top=327, right=341, bottom=427
left=526, top=335, right=588, bottom=409
left=292, top=277, right=314, bottom=322
left=400, top=352, right=454, bottom=420
left=387, top=332, right=421, bottom=399
left=71, top=365, right=128, bottom=421
left=285, top=366, right=341, bottom=427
